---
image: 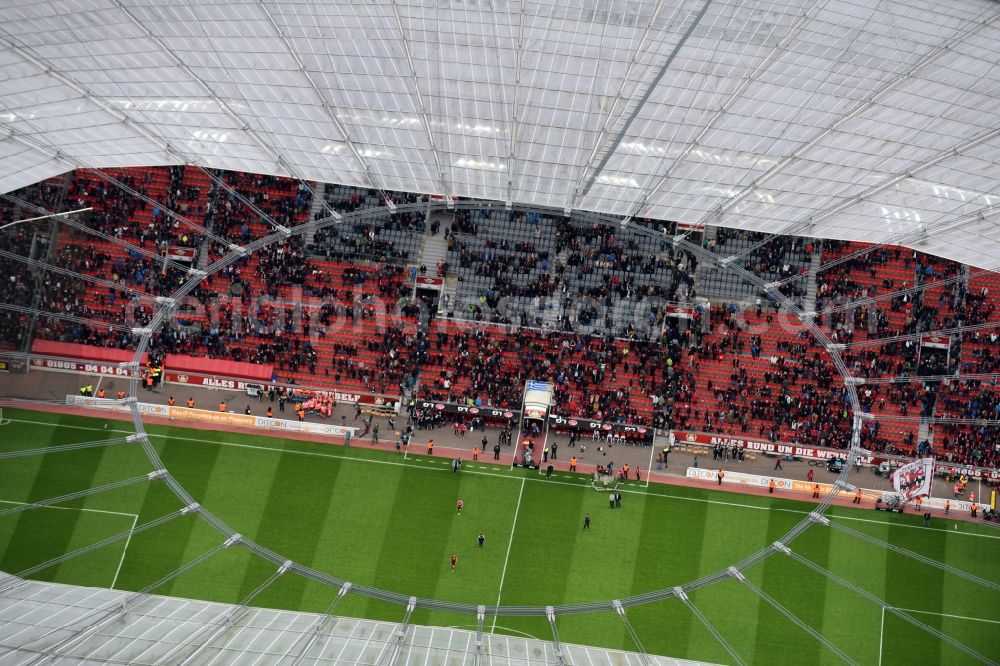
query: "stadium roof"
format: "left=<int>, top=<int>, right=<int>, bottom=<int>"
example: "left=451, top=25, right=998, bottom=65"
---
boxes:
left=0, top=0, right=999, bottom=269
left=0, top=577, right=715, bottom=665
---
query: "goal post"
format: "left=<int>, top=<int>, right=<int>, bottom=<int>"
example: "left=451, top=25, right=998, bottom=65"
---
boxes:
left=0, top=408, right=10, bottom=426
left=591, top=471, right=619, bottom=493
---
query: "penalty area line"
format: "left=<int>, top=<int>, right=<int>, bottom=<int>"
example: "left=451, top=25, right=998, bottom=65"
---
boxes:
left=491, top=477, right=525, bottom=634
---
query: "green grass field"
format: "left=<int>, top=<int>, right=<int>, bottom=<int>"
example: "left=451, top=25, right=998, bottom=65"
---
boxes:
left=1, top=408, right=998, bottom=664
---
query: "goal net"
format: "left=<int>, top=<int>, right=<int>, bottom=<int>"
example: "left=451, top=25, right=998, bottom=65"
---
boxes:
left=591, top=471, right=619, bottom=492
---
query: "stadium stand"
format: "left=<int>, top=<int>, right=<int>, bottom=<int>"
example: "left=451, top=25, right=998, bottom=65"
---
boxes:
left=309, top=183, right=425, bottom=263
left=8, top=167, right=1000, bottom=469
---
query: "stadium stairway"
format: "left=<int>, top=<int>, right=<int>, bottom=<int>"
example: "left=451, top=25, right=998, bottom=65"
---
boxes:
left=804, top=243, right=822, bottom=315
left=420, top=210, right=451, bottom=271
left=304, top=183, right=328, bottom=245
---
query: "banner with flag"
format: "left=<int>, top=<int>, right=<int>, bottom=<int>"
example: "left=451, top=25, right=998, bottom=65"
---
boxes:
left=166, top=246, right=197, bottom=262
left=891, top=458, right=933, bottom=501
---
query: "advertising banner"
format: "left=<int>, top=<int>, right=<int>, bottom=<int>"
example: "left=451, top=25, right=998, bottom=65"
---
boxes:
left=66, top=396, right=355, bottom=437
left=416, top=401, right=518, bottom=420
left=32, top=358, right=140, bottom=376
left=920, top=334, right=951, bottom=349
left=415, top=276, right=444, bottom=287
left=66, top=395, right=170, bottom=417
left=662, top=305, right=696, bottom=319
left=673, top=430, right=875, bottom=464
left=685, top=467, right=795, bottom=491
left=548, top=414, right=651, bottom=439
left=685, top=466, right=991, bottom=511
left=166, top=246, right=197, bottom=261
left=163, top=373, right=260, bottom=391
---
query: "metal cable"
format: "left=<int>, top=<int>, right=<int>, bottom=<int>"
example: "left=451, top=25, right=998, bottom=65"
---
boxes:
left=826, top=520, right=1000, bottom=593
left=0, top=436, right=136, bottom=461
left=0, top=473, right=156, bottom=519
left=677, top=593, right=747, bottom=666
left=0, top=302, right=133, bottom=333
left=4, top=509, right=188, bottom=586
left=0, top=193, right=189, bottom=274
left=784, top=549, right=997, bottom=666
left=11, top=541, right=230, bottom=665
left=731, top=571, right=857, bottom=665
left=837, top=321, right=1000, bottom=349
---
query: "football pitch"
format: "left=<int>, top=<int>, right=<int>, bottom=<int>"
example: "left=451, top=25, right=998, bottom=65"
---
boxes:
left=1, top=408, right=998, bottom=665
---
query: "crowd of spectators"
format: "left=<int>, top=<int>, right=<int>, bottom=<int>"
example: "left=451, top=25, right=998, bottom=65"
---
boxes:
left=444, top=208, right=700, bottom=338
left=418, top=317, right=693, bottom=428
left=311, top=208, right=424, bottom=263
left=4, top=168, right=999, bottom=471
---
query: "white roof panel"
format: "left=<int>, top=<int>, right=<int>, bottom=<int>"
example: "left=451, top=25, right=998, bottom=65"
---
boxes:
left=0, top=0, right=998, bottom=267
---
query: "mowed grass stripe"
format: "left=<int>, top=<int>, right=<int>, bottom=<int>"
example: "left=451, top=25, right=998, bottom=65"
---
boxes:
left=165, top=433, right=283, bottom=602
left=747, top=501, right=839, bottom=665
left=348, top=462, right=457, bottom=623
left=236, top=448, right=342, bottom=614
left=5, top=410, right=1000, bottom=663
left=10, top=414, right=108, bottom=583
left=298, top=454, right=404, bottom=617
left=627, top=488, right=730, bottom=663
left=479, top=477, right=588, bottom=642
left=682, top=502, right=792, bottom=664
left=550, top=487, right=648, bottom=652
left=882, top=520, right=947, bottom=666
left=416, top=474, right=523, bottom=628
left=114, top=428, right=227, bottom=594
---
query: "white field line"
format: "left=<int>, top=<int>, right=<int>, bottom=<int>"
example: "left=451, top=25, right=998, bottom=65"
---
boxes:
left=111, top=513, right=138, bottom=589
left=879, top=605, right=1000, bottom=666
left=9, top=418, right=1000, bottom=540
left=0, top=499, right=137, bottom=519
left=491, top=477, right=525, bottom=634
left=0, top=499, right=138, bottom=589
left=878, top=606, right=884, bottom=666
left=896, top=608, right=1000, bottom=625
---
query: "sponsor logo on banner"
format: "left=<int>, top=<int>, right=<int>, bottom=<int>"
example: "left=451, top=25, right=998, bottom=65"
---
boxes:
left=673, top=430, right=875, bottom=464
left=164, top=373, right=255, bottom=390
left=548, top=415, right=651, bottom=439
left=166, top=246, right=197, bottom=261
left=663, top=305, right=695, bottom=319
left=65, top=396, right=359, bottom=439
left=66, top=396, right=167, bottom=417
left=920, top=334, right=951, bottom=349
left=33, top=358, right=135, bottom=376
left=416, top=276, right=444, bottom=287
left=685, top=467, right=794, bottom=490
left=416, top=401, right=518, bottom=419
left=892, top=458, right=933, bottom=501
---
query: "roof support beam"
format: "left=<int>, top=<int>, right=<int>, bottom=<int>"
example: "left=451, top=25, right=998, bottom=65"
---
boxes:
left=380, top=596, right=417, bottom=666
left=285, top=583, right=352, bottom=666
left=545, top=606, right=567, bottom=665
left=724, top=127, right=1000, bottom=262
left=12, top=541, right=230, bottom=666
left=625, top=0, right=821, bottom=222
left=568, top=0, right=715, bottom=211
left=696, top=10, right=1000, bottom=228
left=108, top=1, right=334, bottom=215
left=386, top=0, right=452, bottom=198
left=255, top=0, right=383, bottom=204
left=501, top=0, right=526, bottom=207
